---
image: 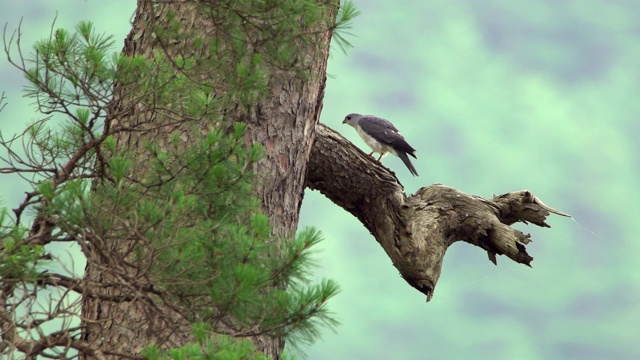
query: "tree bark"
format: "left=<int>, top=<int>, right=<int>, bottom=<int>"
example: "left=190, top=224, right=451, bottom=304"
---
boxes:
left=81, top=1, right=337, bottom=358
left=78, top=1, right=568, bottom=358
left=307, top=123, right=570, bottom=301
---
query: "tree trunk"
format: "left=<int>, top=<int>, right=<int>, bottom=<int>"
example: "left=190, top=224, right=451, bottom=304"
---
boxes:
left=77, top=1, right=568, bottom=358
left=81, top=1, right=337, bottom=358
left=0, top=1, right=571, bottom=359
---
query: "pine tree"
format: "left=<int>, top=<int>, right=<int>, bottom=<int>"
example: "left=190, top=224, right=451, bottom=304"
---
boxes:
left=1, top=1, right=357, bottom=358
left=1, top=1, right=568, bottom=359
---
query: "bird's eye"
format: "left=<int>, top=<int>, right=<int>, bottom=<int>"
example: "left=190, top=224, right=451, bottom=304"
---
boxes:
left=346, top=116, right=351, bottom=120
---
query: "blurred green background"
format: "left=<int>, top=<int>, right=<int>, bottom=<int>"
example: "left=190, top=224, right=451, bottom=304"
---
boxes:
left=1, top=1, right=638, bottom=359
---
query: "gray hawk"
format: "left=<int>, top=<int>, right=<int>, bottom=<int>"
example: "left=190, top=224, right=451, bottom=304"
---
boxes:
left=342, top=113, right=419, bottom=176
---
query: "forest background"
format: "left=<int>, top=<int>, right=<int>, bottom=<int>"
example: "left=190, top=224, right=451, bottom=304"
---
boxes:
left=1, top=1, right=638, bottom=359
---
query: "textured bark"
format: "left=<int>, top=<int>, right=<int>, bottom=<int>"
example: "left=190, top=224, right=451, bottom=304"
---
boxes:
left=81, top=1, right=337, bottom=359
left=307, top=123, right=570, bottom=301
left=78, top=1, right=567, bottom=358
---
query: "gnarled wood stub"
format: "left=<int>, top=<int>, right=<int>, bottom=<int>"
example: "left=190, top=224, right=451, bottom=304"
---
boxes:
left=307, top=123, right=570, bottom=302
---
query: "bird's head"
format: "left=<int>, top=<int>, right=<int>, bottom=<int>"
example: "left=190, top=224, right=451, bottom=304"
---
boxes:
left=342, top=113, right=362, bottom=127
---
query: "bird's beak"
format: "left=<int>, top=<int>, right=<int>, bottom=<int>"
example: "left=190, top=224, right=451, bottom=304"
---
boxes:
left=341, top=119, right=347, bottom=124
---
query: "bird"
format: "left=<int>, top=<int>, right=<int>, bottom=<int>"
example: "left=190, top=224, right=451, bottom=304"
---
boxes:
left=342, top=113, right=419, bottom=176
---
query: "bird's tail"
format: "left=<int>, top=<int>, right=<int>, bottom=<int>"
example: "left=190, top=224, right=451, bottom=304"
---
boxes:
left=398, top=152, right=419, bottom=176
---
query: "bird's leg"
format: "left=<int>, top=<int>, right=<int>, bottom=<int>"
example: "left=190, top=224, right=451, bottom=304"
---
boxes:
left=376, top=154, right=383, bottom=163
left=367, top=151, right=375, bottom=159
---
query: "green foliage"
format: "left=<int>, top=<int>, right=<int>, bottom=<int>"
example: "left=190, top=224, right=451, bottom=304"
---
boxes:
left=2, top=12, right=344, bottom=358
left=144, top=0, right=359, bottom=111
left=333, top=1, right=361, bottom=53
left=0, top=209, right=41, bottom=282
left=80, top=123, right=339, bottom=347
left=24, top=21, right=117, bottom=115
left=143, top=324, right=268, bottom=360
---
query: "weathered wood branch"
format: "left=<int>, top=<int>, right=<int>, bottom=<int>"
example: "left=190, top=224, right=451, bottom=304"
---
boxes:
left=307, top=123, right=570, bottom=302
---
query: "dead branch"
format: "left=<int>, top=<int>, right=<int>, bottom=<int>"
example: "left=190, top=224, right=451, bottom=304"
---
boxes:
left=307, top=123, right=570, bottom=302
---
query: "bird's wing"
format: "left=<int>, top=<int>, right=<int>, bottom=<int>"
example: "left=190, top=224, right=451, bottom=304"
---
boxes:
left=358, top=116, right=417, bottom=155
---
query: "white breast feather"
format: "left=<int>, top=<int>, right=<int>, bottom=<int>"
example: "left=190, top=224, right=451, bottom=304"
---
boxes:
left=356, top=125, right=397, bottom=157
